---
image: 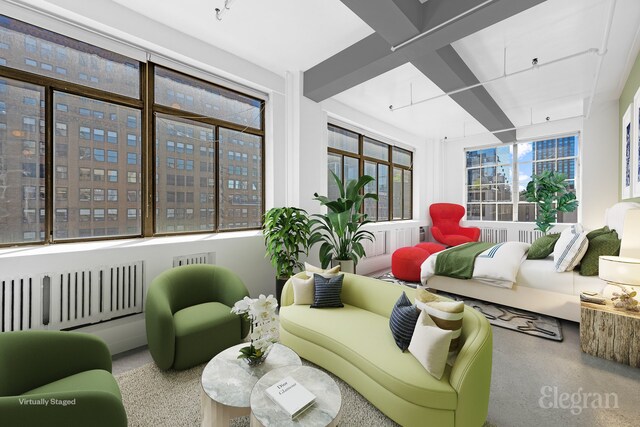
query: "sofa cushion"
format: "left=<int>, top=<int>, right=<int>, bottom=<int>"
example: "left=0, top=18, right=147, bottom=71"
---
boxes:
left=292, top=276, right=314, bottom=305
left=389, top=292, right=419, bottom=351
left=409, top=311, right=453, bottom=380
left=280, top=304, right=457, bottom=410
left=173, top=302, right=241, bottom=369
left=310, top=274, right=344, bottom=308
left=22, top=369, right=121, bottom=399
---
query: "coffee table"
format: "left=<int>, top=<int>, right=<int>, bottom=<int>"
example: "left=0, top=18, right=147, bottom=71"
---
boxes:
left=201, top=343, right=302, bottom=426
left=249, top=365, right=342, bottom=427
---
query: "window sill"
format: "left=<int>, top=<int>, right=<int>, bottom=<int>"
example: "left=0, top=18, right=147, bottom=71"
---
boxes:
left=0, top=230, right=263, bottom=259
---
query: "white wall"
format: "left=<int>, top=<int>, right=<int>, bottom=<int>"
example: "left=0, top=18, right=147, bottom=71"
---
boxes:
left=441, top=104, right=620, bottom=230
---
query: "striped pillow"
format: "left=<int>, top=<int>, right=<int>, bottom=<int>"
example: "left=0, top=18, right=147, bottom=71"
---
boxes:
left=553, top=224, right=589, bottom=272
left=389, top=292, right=419, bottom=351
left=310, top=274, right=344, bottom=308
left=421, top=300, right=464, bottom=351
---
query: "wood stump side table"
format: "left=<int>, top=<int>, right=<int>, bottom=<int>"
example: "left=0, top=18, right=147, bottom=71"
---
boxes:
left=580, top=301, right=640, bottom=367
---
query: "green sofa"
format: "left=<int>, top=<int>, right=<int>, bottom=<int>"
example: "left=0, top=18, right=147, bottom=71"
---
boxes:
left=0, top=330, right=127, bottom=427
left=145, top=264, right=250, bottom=370
left=279, top=272, right=493, bottom=427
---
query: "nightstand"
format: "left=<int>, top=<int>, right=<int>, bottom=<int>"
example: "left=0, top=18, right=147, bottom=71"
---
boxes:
left=580, top=301, right=640, bottom=367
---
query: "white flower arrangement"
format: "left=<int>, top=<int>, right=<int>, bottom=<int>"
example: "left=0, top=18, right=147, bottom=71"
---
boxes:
left=231, top=294, right=279, bottom=363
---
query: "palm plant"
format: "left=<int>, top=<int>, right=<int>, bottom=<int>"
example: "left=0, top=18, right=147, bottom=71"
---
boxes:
left=522, top=170, right=578, bottom=234
left=309, top=172, right=378, bottom=269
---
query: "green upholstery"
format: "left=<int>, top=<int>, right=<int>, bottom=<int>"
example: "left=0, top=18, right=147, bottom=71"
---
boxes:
left=0, top=330, right=127, bottom=427
left=280, top=272, right=492, bottom=427
left=145, top=264, right=250, bottom=370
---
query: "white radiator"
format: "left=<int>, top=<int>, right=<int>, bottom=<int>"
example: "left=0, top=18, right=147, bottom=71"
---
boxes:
left=173, top=252, right=215, bottom=267
left=362, top=231, right=387, bottom=257
left=518, top=229, right=544, bottom=244
left=1, top=261, right=144, bottom=332
left=480, top=227, right=508, bottom=243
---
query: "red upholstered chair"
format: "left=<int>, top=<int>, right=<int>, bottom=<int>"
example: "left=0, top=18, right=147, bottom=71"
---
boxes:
left=429, top=203, right=481, bottom=247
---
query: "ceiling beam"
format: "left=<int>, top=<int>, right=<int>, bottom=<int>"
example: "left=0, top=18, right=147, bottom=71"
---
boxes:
left=304, top=0, right=545, bottom=142
left=304, top=0, right=545, bottom=99
left=413, top=46, right=517, bottom=142
left=303, top=33, right=408, bottom=103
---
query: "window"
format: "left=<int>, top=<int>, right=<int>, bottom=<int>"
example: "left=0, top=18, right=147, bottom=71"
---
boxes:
left=107, top=131, right=117, bottom=143
left=327, top=125, right=412, bottom=221
left=0, top=15, right=264, bottom=246
left=465, top=135, right=579, bottom=223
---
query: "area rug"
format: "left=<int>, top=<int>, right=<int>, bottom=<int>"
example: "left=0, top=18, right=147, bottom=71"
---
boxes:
left=116, top=360, right=497, bottom=427
left=116, top=359, right=398, bottom=427
left=376, top=272, right=563, bottom=341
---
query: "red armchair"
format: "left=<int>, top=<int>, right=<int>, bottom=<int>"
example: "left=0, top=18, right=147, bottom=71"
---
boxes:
left=429, top=203, right=481, bottom=247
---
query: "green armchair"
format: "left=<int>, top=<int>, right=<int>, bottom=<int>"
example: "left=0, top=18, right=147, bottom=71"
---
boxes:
left=145, top=264, right=250, bottom=370
left=0, top=330, right=127, bottom=427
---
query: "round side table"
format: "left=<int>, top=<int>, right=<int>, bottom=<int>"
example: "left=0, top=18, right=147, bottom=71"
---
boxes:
left=250, top=365, right=342, bottom=427
left=201, top=343, right=301, bottom=426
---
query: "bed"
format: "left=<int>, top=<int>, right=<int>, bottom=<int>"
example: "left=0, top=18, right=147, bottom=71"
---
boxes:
left=421, top=203, right=640, bottom=323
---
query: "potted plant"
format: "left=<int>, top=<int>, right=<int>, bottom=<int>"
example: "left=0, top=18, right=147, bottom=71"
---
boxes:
left=309, top=172, right=378, bottom=273
left=522, top=170, right=578, bottom=234
left=263, top=207, right=311, bottom=304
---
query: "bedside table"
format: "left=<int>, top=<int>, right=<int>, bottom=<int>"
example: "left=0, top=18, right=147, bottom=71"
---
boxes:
left=580, top=301, right=640, bottom=367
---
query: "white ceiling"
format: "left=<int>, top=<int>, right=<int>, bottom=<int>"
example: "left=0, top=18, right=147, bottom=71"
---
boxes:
left=333, top=0, right=640, bottom=142
left=26, top=0, right=640, bottom=143
left=111, top=0, right=374, bottom=75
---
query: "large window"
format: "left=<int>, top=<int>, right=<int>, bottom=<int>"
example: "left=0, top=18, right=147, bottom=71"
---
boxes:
left=327, top=125, right=412, bottom=221
left=465, top=135, right=579, bottom=223
left=0, top=15, right=265, bottom=246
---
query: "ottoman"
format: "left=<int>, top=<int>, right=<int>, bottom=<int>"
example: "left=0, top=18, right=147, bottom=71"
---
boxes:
left=391, top=243, right=446, bottom=282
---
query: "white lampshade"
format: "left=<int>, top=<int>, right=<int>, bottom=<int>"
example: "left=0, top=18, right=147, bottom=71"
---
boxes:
left=599, top=256, right=640, bottom=286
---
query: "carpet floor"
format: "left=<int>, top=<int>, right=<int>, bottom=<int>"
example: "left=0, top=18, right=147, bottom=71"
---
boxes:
left=376, top=271, right=563, bottom=341
left=116, top=359, right=400, bottom=427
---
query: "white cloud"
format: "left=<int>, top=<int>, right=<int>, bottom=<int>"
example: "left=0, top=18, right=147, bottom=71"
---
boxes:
left=517, top=143, right=533, bottom=159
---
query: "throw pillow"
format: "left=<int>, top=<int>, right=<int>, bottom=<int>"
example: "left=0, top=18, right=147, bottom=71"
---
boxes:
left=419, top=300, right=464, bottom=351
left=292, top=276, right=314, bottom=305
left=304, top=262, right=340, bottom=278
left=389, top=292, right=419, bottom=351
left=553, top=224, right=589, bottom=272
left=415, top=287, right=439, bottom=305
left=586, top=226, right=610, bottom=240
left=408, top=310, right=453, bottom=380
left=310, top=274, right=344, bottom=308
left=527, top=233, right=561, bottom=259
left=579, top=230, right=621, bottom=276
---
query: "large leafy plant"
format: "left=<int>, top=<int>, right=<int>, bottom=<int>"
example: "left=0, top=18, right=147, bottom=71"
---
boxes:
left=263, top=207, right=311, bottom=279
left=522, top=170, right=578, bottom=234
left=309, top=172, right=378, bottom=268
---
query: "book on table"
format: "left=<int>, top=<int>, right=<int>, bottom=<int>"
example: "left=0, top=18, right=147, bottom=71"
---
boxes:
left=265, top=376, right=316, bottom=419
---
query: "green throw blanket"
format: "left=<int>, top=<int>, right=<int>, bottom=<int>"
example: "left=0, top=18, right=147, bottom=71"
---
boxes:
left=434, top=242, right=494, bottom=279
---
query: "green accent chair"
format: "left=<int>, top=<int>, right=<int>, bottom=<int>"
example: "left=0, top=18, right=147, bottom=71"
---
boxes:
left=145, top=264, right=250, bottom=370
left=0, top=330, right=127, bottom=427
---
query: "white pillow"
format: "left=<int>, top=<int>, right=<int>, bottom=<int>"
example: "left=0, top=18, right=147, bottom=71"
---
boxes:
left=408, top=310, right=453, bottom=380
left=292, top=276, right=314, bottom=305
left=304, top=262, right=340, bottom=278
left=553, top=224, right=589, bottom=272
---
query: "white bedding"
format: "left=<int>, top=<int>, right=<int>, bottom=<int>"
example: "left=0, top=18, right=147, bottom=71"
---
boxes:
left=420, top=242, right=531, bottom=289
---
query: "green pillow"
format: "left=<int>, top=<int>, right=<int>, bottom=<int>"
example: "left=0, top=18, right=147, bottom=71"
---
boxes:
left=579, top=231, right=621, bottom=276
left=586, top=226, right=610, bottom=240
left=527, top=233, right=561, bottom=259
